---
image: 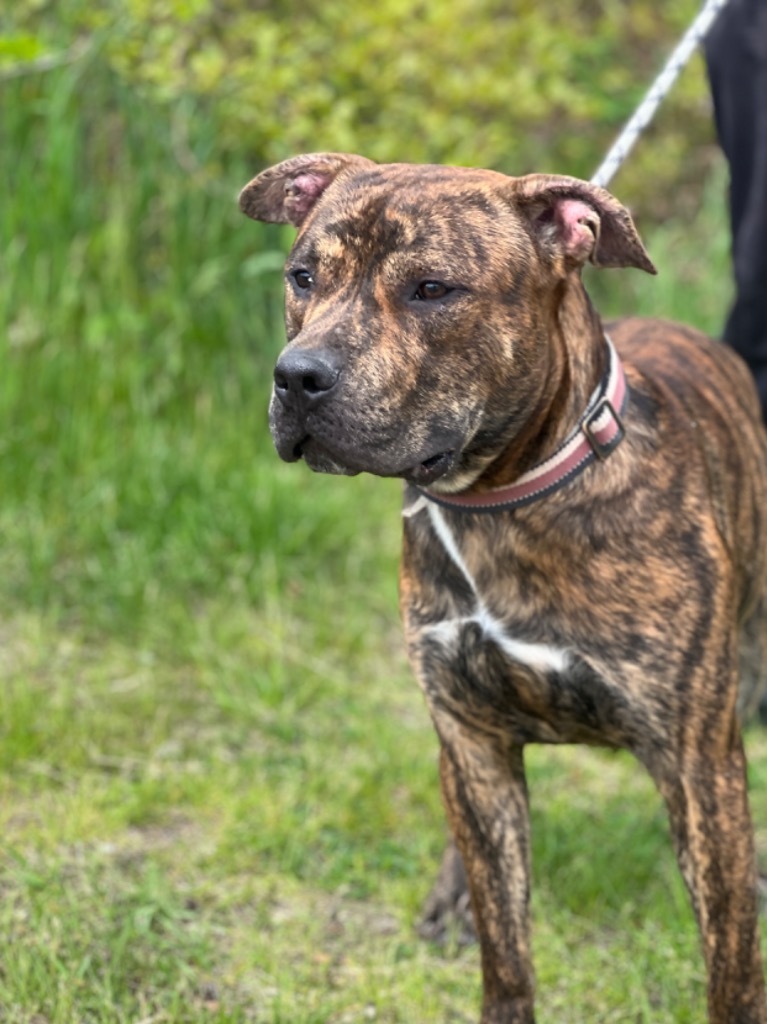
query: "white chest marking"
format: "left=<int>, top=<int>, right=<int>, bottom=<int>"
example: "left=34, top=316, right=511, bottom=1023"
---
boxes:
left=424, top=503, right=570, bottom=675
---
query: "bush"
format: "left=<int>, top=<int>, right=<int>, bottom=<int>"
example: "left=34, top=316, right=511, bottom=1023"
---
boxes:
left=3, top=0, right=719, bottom=218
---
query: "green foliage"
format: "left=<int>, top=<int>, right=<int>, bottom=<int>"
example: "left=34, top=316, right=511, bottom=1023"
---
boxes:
left=4, top=0, right=718, bottom=217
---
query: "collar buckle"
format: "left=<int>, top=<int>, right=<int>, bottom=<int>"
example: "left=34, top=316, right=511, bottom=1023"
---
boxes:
left=582, top=397, right=625, bottom=461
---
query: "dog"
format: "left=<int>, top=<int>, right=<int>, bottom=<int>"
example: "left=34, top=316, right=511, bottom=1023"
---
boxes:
left=239, top=153, right=767, bottom=1023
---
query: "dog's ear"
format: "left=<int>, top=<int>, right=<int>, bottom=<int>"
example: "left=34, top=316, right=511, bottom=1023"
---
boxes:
left=509, top=174, right=656, bottom=274
left=239, top=152, right=376, bottom=227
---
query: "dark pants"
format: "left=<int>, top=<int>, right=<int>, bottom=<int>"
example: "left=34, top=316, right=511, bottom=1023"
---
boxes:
left=705, top=0, right=767, bottom=413
left=706, top=0, right=767, bottom=724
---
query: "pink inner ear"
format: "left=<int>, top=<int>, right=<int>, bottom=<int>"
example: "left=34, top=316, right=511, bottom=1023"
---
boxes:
left=292, top=172, right=330, bottom=200
left=556, top=199, right=598, bottom=260
left=284, top=172, right=333, bottom=225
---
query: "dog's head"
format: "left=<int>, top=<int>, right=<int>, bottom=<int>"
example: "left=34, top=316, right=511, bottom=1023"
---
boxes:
left=240, top=153, right=654, bottom=492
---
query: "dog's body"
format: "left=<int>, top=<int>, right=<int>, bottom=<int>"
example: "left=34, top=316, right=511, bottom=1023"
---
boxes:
left=240, top=154, right=767, bottom=1023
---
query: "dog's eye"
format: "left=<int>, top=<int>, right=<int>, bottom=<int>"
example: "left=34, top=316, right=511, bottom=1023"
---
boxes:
left=292, top=269, right=314, bottom=290
left=414, top=281, right=451, bottom=301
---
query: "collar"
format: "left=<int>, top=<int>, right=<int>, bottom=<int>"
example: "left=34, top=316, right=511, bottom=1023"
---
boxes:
left=418, top=335, right=628, bottom=514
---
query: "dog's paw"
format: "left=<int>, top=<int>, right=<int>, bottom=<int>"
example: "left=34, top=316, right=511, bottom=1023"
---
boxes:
left=417, top=837, right=477, bottom=946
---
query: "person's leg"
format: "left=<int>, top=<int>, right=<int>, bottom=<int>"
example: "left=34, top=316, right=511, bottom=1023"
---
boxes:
left=706, top=1, right=767, bottom=725
left=706, top=0, right=767, bottom=415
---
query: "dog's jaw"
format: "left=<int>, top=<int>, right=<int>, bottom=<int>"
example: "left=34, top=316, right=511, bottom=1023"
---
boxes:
left=269, top=388, right=476, bottom=486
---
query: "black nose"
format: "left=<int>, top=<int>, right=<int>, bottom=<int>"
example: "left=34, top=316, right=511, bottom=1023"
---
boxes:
left=273, top=349, right=341, bottom=407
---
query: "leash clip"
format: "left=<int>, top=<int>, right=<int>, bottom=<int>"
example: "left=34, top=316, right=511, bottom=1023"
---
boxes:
left=582, top=398, right=625, bottom=461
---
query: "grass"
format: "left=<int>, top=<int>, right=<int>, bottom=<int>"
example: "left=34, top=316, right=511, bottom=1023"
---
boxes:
left=0, top=50, right=765, bottom=1024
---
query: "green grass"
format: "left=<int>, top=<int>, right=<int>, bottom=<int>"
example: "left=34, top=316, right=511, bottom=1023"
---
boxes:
left=1, top=53, right=765, bottom=1024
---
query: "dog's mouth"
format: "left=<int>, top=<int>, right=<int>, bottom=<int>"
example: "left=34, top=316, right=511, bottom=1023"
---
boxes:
left=291, top=436, right=359, bottom=476
left=288, top=435, right=456, bottom=485
left=403, top=449, right=456, bottom=486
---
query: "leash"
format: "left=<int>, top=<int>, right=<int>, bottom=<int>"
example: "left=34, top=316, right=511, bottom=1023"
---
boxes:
left=591, top=0, right=730, bottom=188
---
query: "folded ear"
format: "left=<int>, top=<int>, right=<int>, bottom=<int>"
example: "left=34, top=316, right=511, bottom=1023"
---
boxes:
left=239, top=152, right=376, bottom=227
left=509, top=174, right=656, bottom=274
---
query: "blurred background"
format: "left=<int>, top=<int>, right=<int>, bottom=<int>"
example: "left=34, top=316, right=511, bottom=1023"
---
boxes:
left=1, top=3, right=763, bottom=1022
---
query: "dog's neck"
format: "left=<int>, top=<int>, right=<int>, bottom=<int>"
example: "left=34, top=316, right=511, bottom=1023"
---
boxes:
left=473, top=278, right=608, bottom=493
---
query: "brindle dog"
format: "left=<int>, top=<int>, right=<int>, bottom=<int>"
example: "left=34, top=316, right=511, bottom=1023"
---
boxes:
left=239, top=153, right=767, bottom=1023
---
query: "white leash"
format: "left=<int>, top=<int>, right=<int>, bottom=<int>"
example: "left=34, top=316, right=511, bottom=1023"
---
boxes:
left=591, top=0, right=731, bottom=189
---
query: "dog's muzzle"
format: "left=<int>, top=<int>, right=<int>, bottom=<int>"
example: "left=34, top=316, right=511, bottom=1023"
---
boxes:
left=270, top=347, right=349, bottom=469
left=270, top=345, right=465, bottom=484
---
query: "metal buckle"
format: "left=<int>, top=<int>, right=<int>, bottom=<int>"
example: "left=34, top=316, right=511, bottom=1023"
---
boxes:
left=582, top=398, right=625, bottom=461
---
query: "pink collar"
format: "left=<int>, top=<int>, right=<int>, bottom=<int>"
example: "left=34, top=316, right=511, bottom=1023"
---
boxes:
left=419, top=336, right=627, bottom=513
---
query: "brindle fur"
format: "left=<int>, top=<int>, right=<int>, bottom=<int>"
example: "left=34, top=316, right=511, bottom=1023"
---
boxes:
left=240, top=153, right=767, bottom=1023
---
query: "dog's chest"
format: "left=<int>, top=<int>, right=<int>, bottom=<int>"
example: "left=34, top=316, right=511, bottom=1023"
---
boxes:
left=403, top=500, right=634, bottom=747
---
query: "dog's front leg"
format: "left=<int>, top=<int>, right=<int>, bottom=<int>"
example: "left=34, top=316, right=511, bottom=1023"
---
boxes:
left=651, top=736, right=767, bottom=1023
left=437, top=720, right=535, bottom=1024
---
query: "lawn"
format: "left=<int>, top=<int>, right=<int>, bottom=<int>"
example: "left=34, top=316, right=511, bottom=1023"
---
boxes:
left=1, top=53, right=765, bottom=1024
